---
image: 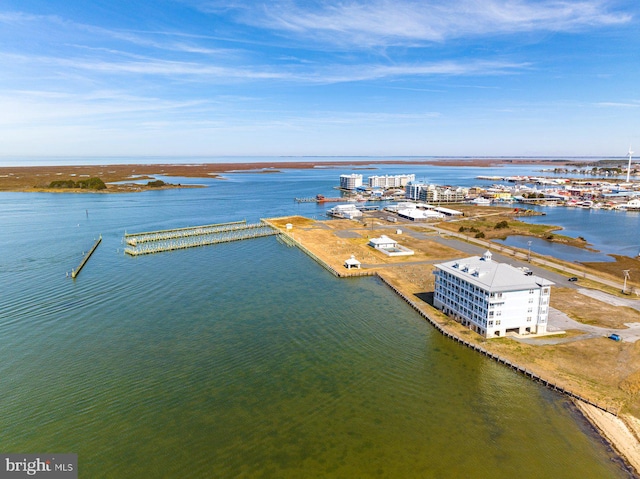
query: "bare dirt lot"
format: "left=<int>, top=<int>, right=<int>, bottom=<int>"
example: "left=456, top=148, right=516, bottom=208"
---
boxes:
left=551, top=287, right=640, bottom=329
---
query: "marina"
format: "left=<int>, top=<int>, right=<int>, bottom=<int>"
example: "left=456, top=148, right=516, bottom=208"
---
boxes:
left=124, top=220, right=247, bottom=245
left=124, top=221, right=277, bottom=255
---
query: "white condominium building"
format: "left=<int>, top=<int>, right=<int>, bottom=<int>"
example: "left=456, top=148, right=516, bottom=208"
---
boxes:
left=339, top=174, right=363, bottom=190
left=368, top=174, right=415, bottom=189
left=433, top=251, right=553, bottom=338
left=405, top=183, right=468, bottom=203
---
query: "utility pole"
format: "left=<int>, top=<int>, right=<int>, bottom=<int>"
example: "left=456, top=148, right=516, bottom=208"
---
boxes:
left=527, top=240, right=532, bottom=263
left=622, top=270, right=630, bottom=294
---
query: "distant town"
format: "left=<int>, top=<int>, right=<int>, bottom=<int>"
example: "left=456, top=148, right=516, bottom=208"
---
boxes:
left=330, top=166, right=640, bottom=212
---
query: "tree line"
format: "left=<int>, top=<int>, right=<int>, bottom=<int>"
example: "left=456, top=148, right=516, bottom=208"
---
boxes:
left=48, top=177, right=107, bottom=190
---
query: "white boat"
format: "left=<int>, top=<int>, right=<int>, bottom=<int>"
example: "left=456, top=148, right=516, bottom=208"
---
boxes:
left=471, top=197, right=491, bottom=205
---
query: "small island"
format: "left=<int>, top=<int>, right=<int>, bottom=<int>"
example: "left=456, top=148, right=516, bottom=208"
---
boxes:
left=48, top=177, right=107, bottom=190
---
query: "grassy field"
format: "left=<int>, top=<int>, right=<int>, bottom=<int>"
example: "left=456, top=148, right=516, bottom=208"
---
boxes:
left=435, top=207, right=590, bottom=246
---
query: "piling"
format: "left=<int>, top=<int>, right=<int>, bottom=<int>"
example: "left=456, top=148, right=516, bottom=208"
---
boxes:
left=71, top=235, right=102, bottom=278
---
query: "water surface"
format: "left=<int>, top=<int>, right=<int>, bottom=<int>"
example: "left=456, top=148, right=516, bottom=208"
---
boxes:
left=0, top=165, right=635, bottom=477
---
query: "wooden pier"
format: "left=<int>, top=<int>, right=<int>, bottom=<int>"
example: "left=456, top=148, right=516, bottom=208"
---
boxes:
left=71, top=235, right=102, bottom=278
left=125, top=220, right=247, bottom=245
left=124, top=221, right=277, bottom=256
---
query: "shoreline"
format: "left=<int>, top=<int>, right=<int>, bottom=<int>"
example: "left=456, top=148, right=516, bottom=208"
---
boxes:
left=265, top=216, right=640, bottom=476
left=574, top=401, right=640, bottom=474
left=0, top=158, right=571, bottom=192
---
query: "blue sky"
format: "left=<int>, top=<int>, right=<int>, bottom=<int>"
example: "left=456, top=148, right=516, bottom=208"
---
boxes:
left=0, top=0, right=638, bottom=158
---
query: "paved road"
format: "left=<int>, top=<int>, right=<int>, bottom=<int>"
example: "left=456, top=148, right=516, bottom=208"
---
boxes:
left=516, top=306, right=640, bottom=344
left=378, top=219, right=629, bottom=291
left=366, top=218, right=640, bottom=343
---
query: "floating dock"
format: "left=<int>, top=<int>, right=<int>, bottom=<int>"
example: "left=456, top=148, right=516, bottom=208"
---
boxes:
left=124, top=221, right=277, bottom=256
left=71, top=235, right=102, bottom=278
left=125, top=220, right=247, bottom=245
left=295, top=194, right=348, bottom=203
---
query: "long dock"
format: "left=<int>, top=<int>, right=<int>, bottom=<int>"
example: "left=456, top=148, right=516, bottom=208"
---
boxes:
left=124, top=221, right=277, bottom=256
left=125, top=220, right=247, bottom=245
left=71, top=236, right=102, bottom=278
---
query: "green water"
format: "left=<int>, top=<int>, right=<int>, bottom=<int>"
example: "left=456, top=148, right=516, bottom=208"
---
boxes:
left=0, top=234, right=631, bottom=478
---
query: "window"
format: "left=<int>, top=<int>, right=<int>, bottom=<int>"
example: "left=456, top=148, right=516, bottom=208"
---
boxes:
left=528, top=298, right=534, bottom=303
left=489, top=320, right=494, bottom=326
left=527, top=316, right=532, bottom=322
left=496, top=320, right=501, bottom=325
left=527, top=307, right=533, bottom=313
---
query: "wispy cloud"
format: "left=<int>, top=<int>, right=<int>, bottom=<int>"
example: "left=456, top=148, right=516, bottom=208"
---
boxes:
left=0, top=89, right=208, bottom=126
left=597, top=100, right=640, bottom=108
left=0, top=50, right=528, bottom=86
left=0, top=9, right=241, bottom=58
left=198, top=0, right=632, bottom=47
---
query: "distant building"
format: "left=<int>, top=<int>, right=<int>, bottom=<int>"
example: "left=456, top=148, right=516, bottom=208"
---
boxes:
left=397, top=207, right=444, bottom=221
left=340, top=174, right=363, bottom=190
left=434, top=206, right=463, bottom=217
left=386, top=202, right=451, bottom=221
left=433, top=251, right=553, bottom=338
left=405, top=183, right=424, bottom=201
left=405, top=183, right=468, bottom=203
left=327, top=204, right=362, bottom=219
left=620, top=198, right=640, bottom=210
left=368, top=174, right=415, bottom=189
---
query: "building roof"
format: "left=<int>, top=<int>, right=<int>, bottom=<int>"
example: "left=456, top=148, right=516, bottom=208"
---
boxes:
left=344, top=255, right=361, bottom=267
left=368, top=235, right=397, bottom=246
left=435, top=251, right=554, bottom=292
left=434, top=206, right=463, bottom=215
left=397, top=208, right=444, bottom=220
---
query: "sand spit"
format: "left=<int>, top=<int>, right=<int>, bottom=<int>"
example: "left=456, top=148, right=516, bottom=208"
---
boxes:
left=575, top=401, right=640, bottom=475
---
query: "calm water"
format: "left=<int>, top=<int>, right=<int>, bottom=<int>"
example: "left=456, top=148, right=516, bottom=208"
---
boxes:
left=495, top=236, right=615, bottom=263
left=0, top=162, right=637, bottom=477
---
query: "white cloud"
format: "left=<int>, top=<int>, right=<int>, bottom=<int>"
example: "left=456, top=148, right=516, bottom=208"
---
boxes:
left=0, top=90, right=207, bottom=126
left=208, top=0, right=631, bottom=47
left=597, top=101, right=640, bottom=108
left=0, top=50, right=528, bottom=86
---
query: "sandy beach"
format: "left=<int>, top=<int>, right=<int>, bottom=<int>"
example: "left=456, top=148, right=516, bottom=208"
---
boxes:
left=575, top=402, right=640, bottom=474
